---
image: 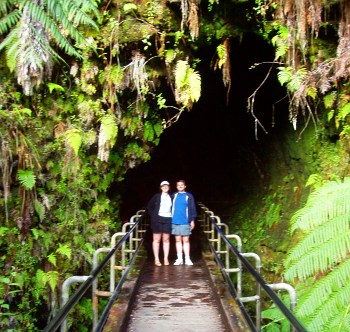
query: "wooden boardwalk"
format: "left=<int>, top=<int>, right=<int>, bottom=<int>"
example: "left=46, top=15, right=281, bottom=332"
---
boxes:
left=103, top=228, right=250, bottom=332
left=106, top=255, right=249, bottom=332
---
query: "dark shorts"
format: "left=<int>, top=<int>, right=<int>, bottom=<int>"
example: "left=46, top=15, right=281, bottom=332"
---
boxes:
left=152, top=216, right=172, bottom=234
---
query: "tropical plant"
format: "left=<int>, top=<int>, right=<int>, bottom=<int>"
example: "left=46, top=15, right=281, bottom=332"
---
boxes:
left=254, top=0, right=350, bottom=132
left=0, top=0, right=99, bottom=95
left=283, top=177, right=350, bottom=331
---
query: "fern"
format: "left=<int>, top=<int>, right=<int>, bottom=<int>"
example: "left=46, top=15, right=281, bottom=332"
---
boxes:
left=65, top=129, right=82, bottom=156
left=284, top=178, right=350, bottom=331
left=0, top=9, right=21, bottom=34
left=174, top=60, right=201, bottom=109
left=0, top=0, right=99, bottom=94
left=97, top=114, right=118, bottom=162
left=18, top=169, right=36, bottom=190
left=36, top=269, right=59, bottom=292
left=100, top=114, right=118, bottom=146
left=56, top=244, right=72, bottom=259
left=47, top=252, right=57, bottom=267
left=290, top=178, right=350, bottom=232
left=296, top=259, right=350, bottom=317
left=45, top=270, right=59, bottom=292
left=34, top=199, right=45, bottom=221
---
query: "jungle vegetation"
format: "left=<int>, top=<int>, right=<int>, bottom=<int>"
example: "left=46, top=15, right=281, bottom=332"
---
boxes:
left=0, top=0, right=349, bottom=330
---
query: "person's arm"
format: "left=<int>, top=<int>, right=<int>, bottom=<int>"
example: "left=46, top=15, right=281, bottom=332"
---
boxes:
left=188, top=194, right=197, bottom=229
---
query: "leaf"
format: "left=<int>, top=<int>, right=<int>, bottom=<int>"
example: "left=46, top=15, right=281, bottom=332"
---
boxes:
left=34, top=199, right=45, bottom=221
left=46, top=271, right=59, bottom=292
left=277, top=66, right=292, bottom=86
left=143, top=121, right=154, bottom=142
left=47, top=253, right=57, bottom=267
left=327, top=110, right=335, bottom=122
left=56, top=244, right=72, bottom=259
left=339, top=103, right=350, bottom=121
left=100, top=114, right=118, bottom=147
left=175, top=60, right=189, bottom=88
left=0, top=227, right=9, bottom=236
left=18, top=169, right=36, bottom=190
left=123, top=3, right=138, bottom=13
left=47, top=82, right=65, bottom=93
left=324, top=92, right=336, bottom=109
left=188, top=70, right=201, bottom=102
left=65, top=129, right=82, bottom=156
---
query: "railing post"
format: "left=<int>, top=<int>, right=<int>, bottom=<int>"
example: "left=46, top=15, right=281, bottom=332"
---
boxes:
left=92, top=248, right=112, bottom=330
left=61, top=276, right=89, bottom=332
left=226, top=234, right=243, bottom=297
left=268, top=283, right=297, bottom=332
left=242, top=252, right=262, bottom=330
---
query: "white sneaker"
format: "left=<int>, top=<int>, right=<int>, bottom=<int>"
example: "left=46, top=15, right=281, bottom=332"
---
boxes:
left=185, top=258, right=193, bottom=266
left=173, top=258, right=183, bottom=265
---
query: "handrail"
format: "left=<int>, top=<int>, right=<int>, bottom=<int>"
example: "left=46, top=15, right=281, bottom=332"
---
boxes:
left=43, top=210, right=147, bottom=332
left=198, top=203, right=307, bottom=332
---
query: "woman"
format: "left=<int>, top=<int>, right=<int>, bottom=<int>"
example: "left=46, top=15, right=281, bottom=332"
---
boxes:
left=147, top=181, right=172, bottom=266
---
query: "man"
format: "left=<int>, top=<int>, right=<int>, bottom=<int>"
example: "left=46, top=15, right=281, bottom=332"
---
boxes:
left=171, top=180, right=197, bottom=265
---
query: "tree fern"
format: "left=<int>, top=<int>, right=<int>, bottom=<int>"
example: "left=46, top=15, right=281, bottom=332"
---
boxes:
left=0, top=0, right=99, bottom=95
left=296, top=259, right=350, bottom=317
left=284, top=178, right=350, bottom=331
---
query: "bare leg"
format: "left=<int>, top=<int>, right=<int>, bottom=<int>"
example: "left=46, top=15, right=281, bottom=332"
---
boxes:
left=175, top=235, right=183, bottom=259
left=183, top=235, right=190, bottom=257
left=162, top=233, right=170, bottom=264
left=153, top=233, right=161, bottom=265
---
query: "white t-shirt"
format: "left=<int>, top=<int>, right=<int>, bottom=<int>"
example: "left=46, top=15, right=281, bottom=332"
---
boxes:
left=158, top=194, right=172, bottom=217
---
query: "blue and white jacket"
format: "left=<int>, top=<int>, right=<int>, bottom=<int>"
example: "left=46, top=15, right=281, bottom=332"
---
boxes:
left=171, top=192, right=197, bottom=225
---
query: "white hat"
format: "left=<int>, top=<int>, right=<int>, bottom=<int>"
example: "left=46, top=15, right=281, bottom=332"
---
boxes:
left=160, top=181, right=170, bottom=186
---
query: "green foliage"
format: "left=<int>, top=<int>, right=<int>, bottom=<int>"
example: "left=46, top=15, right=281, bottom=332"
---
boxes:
left=174, top=60, right=201, bottom=109
left=47, top=82, right=65, bottom=93
left=0, top=0, right=100, bottom=94
left=277, top=66, right=307, bottom=92
left=17, top=169, right=36, bottom=190
left=270, top=25, right=289, bottom=59
left=284, top=178, right=350, bottom=331
left=262, top=295, right=291, bottom=332
left=65, top=129, right=83, bottom=156
left=100, top=114, right=118, bottom=148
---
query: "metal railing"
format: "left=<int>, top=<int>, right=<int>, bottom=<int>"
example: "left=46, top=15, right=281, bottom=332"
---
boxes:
left=43, top=210, right=147, bottom=332
left=198, top=203, right=307, bottom=332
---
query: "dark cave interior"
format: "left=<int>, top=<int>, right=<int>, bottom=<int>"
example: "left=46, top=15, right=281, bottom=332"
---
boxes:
left=119, top=32, right=289, bottom=220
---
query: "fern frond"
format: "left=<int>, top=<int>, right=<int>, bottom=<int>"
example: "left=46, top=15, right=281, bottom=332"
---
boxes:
left=188, top=70, right=201, bottom=102
left=35, top=269, right=47, bottom=289
left=285, top=213, right=350, bottom=266
left=302, top=282, right=350, bottom=331
left=0, top=9, right=21, bottom=34
left=285, top=229, right=350, bottom=281
left=175, top=60, right=188, bottom=88
left=56, top=244, right=72, bottom=259
left=174, top=59, right=201, bottom=108
left=65, top=129, right=82, bottom=156
left=61, top=0, right=99, bottom=30
left=22, top=1, right=81, bottom=57
left=98, top=114, right=118, bottom=162
left=46, top=270, right=59, bottom=292
left=100, top=114, right=118, bottom=146
left=34, top=199, right=45, bottom=222
left=295, top=259, right=350, bottom=316
left=18, top=169, right=36, bottom=190
left=291, top=178, right=350, bottom=232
